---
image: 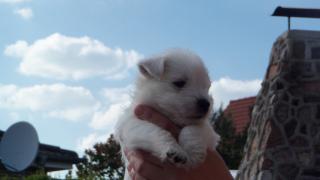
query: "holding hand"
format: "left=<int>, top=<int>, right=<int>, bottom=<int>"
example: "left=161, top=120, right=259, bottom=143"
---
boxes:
left=126, top=105, right=233, bottom=180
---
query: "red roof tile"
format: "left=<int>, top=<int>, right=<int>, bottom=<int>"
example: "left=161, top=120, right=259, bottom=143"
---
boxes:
left=224, top=96, right=256, bottom=134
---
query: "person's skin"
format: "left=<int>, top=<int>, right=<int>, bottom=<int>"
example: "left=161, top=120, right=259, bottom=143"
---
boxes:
left=125, top=105, right=234, bottom=180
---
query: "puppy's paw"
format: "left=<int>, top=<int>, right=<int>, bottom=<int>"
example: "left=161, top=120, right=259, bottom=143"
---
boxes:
left=166, top=148, right=188, bottom=166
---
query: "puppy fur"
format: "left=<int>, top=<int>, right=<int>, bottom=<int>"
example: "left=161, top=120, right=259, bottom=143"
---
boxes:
left=115, top=49, right=220, bottom=180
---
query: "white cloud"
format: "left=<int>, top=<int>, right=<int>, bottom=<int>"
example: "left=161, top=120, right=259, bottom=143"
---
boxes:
left=0, top=0, right=30, bottom=4
left=0, top=84, right=99, bottom=121
left=77, top=132, right=111, bottom=152
left=77, top=85, right=132, bottom=151
left=14, top=7, right=33, bottom=20
left=90, top=102, right=129, bottom=130
left=101, top=85, right=133, bottom=103
left=210, top=77, right=262, bottom=108
left=4, top=33, right=143, bottom=80
left=4, top=40, right=29, bottom=58
left=89, top=85, right=133, bottom=130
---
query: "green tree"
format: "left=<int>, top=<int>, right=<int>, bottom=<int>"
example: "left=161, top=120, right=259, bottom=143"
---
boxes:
left=65, top=170, right=73, bottom=180
left=75, top=134, right=125, bottom=180
left=212, top=107, right=248, bottom=169
left=0, top=170, right=50, bottom=180
left=25, top=171, right=51, bottom=180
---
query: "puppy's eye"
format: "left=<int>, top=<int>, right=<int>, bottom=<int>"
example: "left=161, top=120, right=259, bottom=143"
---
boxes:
left=173, top=80, right=186, bottom=88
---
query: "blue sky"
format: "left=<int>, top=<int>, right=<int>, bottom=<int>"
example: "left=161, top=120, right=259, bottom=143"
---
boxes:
left=1, top=0, right=320, bottom=166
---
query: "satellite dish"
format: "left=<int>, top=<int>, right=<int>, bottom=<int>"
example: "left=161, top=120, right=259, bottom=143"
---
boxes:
left=0, top=121, right=39, bottom=172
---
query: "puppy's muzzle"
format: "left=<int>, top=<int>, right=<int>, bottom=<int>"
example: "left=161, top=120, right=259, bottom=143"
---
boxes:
left=197, top=98, right=210, bottom=115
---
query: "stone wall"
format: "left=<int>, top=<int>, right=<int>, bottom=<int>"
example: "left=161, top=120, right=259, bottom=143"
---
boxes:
left=236, top=30, right=320, bottom=180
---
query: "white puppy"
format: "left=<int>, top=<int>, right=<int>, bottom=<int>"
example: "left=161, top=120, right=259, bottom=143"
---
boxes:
left=115, top=49, right=220, bottom=180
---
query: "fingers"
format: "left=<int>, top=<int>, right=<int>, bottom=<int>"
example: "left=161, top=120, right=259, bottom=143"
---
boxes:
left=128, top=166, right=147, bottom=180
left=126, top=149, right=166, bottom=180
left=128, top=165, right=147, bottom=180
left=134, top=174, right=147, bottom=180
left=126, top=149, right=163, bottom=167
left=134, top=105, right=181, bottom=138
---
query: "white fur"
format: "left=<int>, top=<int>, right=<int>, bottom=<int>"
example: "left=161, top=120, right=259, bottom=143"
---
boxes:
left=115, top=49, right=220, bottom=180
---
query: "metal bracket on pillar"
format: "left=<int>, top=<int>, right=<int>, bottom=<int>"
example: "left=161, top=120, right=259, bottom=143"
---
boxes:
left=272, top=6, right=320, bottom=31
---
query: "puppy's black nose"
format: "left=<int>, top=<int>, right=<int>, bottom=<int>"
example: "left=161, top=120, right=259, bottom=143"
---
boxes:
left=197, top=98, right=210, bottom=113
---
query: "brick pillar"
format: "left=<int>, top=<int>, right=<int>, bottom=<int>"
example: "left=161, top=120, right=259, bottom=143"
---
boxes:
left=236, top=30, right=320, bottom=180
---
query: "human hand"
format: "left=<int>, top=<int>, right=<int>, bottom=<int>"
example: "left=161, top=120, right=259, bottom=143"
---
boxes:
left=125, top=149, right=185, bottom=180
left=126, top=104, right=233, bottom=180
left=125, top=105, right=185, bottom=180
left=134, top=104, right=181, bottom=139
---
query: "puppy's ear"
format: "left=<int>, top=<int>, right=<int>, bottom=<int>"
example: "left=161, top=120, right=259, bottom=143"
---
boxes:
left=138, top=56, right=166, bottom=79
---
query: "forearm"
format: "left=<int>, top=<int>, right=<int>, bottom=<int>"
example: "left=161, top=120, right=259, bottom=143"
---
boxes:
left=179, top=150, right=233, bottom=180
left=204, top=150, right=233, bottom=180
